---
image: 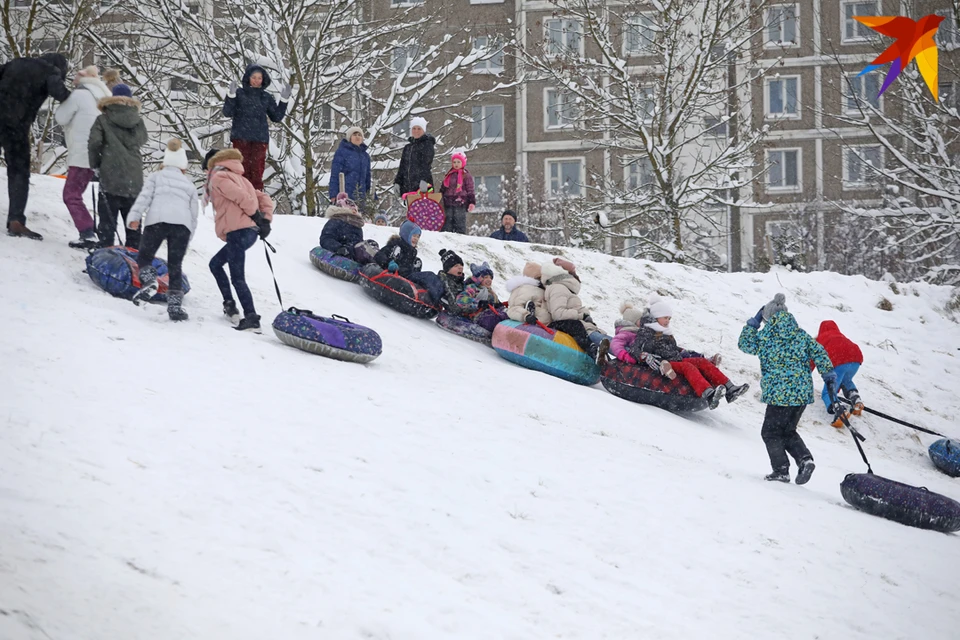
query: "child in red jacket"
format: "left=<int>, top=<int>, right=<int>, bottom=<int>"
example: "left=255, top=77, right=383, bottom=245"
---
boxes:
left=816, top=320, right=864, bottom=427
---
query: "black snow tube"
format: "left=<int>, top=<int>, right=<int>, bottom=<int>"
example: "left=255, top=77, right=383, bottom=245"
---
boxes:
left=359, top=264, right=438, bottom=319
left=840, top=473, right=960, bottom=533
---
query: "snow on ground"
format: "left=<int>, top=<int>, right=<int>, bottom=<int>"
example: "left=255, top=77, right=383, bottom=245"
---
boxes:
left=1, top=175, right=959, bottom=640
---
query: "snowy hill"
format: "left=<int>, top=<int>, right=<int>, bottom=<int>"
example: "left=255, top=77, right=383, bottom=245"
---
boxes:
left=1, top=175, right=959, bottom=640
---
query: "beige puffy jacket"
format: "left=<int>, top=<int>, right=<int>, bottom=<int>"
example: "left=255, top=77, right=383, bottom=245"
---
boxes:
left=540, top=261, right=598, bottom=333
left=505, top=275, right=551, bottom=324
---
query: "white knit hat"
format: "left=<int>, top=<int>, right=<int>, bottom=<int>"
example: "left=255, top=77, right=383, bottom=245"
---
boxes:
left=647, top=294, right=673, bottom=319
left=410, top=116, right=427, bottom=132
left=163, top=138, right=189, bottom=170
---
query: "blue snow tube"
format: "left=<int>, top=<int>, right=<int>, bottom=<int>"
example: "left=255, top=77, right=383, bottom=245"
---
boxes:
left=272, top=307, right=382, bottom=364
left=929, top=439, right=960, bottom=477
left=840, top=473, right=960, bottom=533
left=435, top=310, right=493, bottom=345
left=309, top=246, right=362, bottom=283
left=84, top=246, right=190, bottom=302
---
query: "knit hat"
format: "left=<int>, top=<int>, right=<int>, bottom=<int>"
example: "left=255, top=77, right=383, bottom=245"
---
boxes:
left=439, top=249, right=463, bottom=272
left=112, top=84, right=133, bottom=98
left=539, top=260, right=567, bottom=282
left=620, top=302, right=644, bottom=326
left=163, top=138, right=189, bottom=170
left=451, top=152, right=467, bottom=167
left=345, top=126, right=363, bottom=140
left=762, top=292, right=788, bottom=321
left=647, top=295, right=673, bottom=319
left=522, top=262, right=541, bottom=279
left=502, top=209, right=517, bottom=223
left=202, top=148, right=221, bottom=171
left=103, top=68, right=121, bottom=88
left=410, top=116, right=427, bottom=132
left=471, top=261, right=494, bottom=280
left=399, top=220, right=421, bottom=245
left=374, top=213, right=389, bottom=225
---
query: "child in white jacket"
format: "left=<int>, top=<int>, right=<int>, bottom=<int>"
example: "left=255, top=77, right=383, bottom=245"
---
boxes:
left=127, top=139, right=199, bottom=321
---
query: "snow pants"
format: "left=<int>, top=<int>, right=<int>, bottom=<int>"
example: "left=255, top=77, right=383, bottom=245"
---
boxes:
left=232, top=139, right=267, bottom=191
left=1, top=126, right=31, bottom=228
left=99, top=192, right=140, bottom=249
left=549, top=319, right=608, bottom=354
left=139, top=222, right=191, bottom=291
left=474, top=306, right=508, bottom=333
left=441, top=205, right=468, bottom=234
left=822, top=362, right=860, bottom=411
left=210, top=227, right=259, bottom=316
left=63, top=167, right=95, bottom=234
left=670, top=357, right=730, bottom=396
left=408, top=270, right=445, bottom=306
left=761, top=404, right=812, bottom=474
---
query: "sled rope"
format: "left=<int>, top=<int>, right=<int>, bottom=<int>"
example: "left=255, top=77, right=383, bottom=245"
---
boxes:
left=832, top=391, right=873, bottom=474
left=836, top=397, right=949, bottom=438
left=263, top=239, right=283, bottom=307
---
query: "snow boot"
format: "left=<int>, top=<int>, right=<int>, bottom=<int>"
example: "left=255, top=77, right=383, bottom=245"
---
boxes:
left=724, top=382, right=750, bottom=403
left=831, top=411, right=850, bottom=429
left=795, top=458, right=816, bottom=485
left=524, top=300, right=537, bottom=324
left=847, top=392, right=864, bottom=416
left=659, top=360, right=676, bottom=379
left=595, top=338, right=610, bottom=365
left=702, top=385, right=725, bottom=410
left=69, top=230, right=98, bottom=250
left=235, top=313, right=262, bottom=333
left=223, top=299, right=240, bottom=325
left=167, top=290, right=188, bottom=322
left=6, top=221, right=43, bottom=240
left=765, top=470, right=791, bottom=483
left=131, top=266, right=159, bottom=306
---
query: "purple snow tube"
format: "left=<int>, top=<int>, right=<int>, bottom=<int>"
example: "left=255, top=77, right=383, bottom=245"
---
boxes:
left=272, top=307, right=382, bottom=363
left=840, top=473, right=960, bottom=533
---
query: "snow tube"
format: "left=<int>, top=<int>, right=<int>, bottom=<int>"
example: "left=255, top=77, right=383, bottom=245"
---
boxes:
left=405, top=192, right=445, bottom=231
left=436, top=310, right=493, bottom=345
left=840, top=473, right=960, bottom=533
left=491, top=320, right=600, bottom=386
left=309, top=246, right=362, bottom=283
left=929, top=439, right=960, bottom=477
left=359, top=264, right=438, bottom=319
left=84, top=246, right=190, bottom=302
left=272, top=307, right=382, bottom=363
left=600, top=359, right=709, bottom=412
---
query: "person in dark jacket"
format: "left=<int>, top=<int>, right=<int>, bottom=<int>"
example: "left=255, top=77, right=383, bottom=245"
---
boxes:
left=223, top=64, right=289, bottom=191
left=393, top=116, right=435, bottom=196
left=815, top=320, right=865, bottom=426
left=319, top=194, right=378, bottom=264
left=436, top=248, right=467, bottom=310
left=439, top=152, right=475, bottom=234
left=374, top=220, right=445, bottom=304
left=1, top=53, right=71, bottom=239
left=88, top=84, right=148, bottom=248
left=490, top=209, right=529, bottom=242
left=329, top=126, right=374, bottom=212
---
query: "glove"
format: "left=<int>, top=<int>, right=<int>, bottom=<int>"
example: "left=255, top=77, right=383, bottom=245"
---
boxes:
left=258, top=220, right=271, bottom=239
left=641, top=352, right=662, bottom=372
left=335, top=246, right=350, bottom=257
left=582, top=313, right=594, bottom=324
left=617, top=351, right=637, bottom=365
left=475, top=288, right=492, bottom=303
left=387, top=260, right=399, bottom=273
left=279, top=84, right=291, bottom=100
left=228, top=80, right=238, bottom=96
left=822, top=371, right=838, bottom=399
left=746, top=307, right=764, bottom=329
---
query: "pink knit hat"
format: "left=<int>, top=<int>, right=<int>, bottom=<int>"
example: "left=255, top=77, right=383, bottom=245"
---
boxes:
left=451, top=152, right=467, bottom=167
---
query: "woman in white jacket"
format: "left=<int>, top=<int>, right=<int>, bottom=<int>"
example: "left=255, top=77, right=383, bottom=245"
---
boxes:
left=55, top=65, right=111, bottom=248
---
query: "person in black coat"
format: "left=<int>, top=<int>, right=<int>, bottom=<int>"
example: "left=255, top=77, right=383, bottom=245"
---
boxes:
left=489, top=209, right=530, bottom=243
left=1, top=53, right=71, bottom=239
left=393, top=116, right=436, bottom=196
left=223, top=64, right=289, bottom=191
left=319, top=198, right=364, bottom=257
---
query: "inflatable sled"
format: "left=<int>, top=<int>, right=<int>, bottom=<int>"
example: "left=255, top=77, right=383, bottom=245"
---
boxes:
left=359, top=265, right=438, bottom=319
left=929, top=439, right=960, bottom=477
left=85, top=246, right=190, bottom=303
left=600, top=359, right=709, bottom=412
left=492, top=320, right=600, bottom=386
left=272, top=307, right=382, bottom=364
left=405, top=191, right=445, bottom=231
left=840, top=473, right=960, bottom=533
left=436, top=310, right=493, bottom=345
left=309, top=246, right=362, bottom=283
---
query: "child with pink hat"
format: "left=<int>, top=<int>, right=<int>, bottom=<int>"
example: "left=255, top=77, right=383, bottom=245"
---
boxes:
left=439, top=151, right=475, bottom=234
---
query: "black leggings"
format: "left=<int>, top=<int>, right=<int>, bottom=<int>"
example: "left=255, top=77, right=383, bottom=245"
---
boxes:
left=99, top=192, right=140, bottom=248
left=549, top=319, right=593, bottom=352
left=138, top=222, right=191, bottom=291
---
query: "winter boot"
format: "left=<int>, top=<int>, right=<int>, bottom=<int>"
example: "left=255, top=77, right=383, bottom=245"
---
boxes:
left=831, top=411, right=850, bottom=429
left=724, top=382, right=750, bottom=403
left=848, top=392, right=864, bottom=416
left=167, top=290, right=188, bottom=322
left=6, top=221, right=43, bottom=240
left=595, top=338, right=610, bottom=365
left=795, top=458, right=816, bottom=485
left=235, top=313, right=262, bottom=333
left=69, top=229, right=98, bottom=250
left=659, top=360, right=676, bottom=379
left=131, top=266, right=159, bottom=306
left=702, top=385, right=725, bottom=410
left=765, top=470, right=791, bottom=483
left=223, top=300, right=240, bottom=325
left=524, top=300, right=537, bottom=324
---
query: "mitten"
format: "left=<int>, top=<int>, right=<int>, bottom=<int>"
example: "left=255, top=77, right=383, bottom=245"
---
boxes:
left=617, top=351, right=637, bottom=365
left=258, top=220, right=271, bottom=239
left=335, top=246, right=350, bottom=257
left=475, top=288, right=492, bottom=302
left=279, top=84, right=292, bottom=100
left=228, top=80, right=238, bottom=96
left=746, top=307, right=764, bottom=329
left=387, top=260, right=399, bottom=273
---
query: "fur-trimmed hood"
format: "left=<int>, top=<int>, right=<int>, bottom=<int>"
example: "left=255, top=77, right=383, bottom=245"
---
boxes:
left=505, top=275, right=540, bottom=294
left=98, top=95, right=141, bottom=111
left=325, top=205, right=364, bottom=228
left=76, top=75, right=110, bottom=99
left=97, top=95, right=143, bottom=129
left=208, top=148, right=244, bottom=170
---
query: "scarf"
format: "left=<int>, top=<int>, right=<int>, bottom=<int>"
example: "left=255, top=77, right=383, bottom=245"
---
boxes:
left=645, top=321, right=673, bottom=336
left=443, top=167, right=464, bottom=192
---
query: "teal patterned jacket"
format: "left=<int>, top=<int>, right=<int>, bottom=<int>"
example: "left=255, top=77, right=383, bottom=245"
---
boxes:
left=738, top=311, right=834, bottom=406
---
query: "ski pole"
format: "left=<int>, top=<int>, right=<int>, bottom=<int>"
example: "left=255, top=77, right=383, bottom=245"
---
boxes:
left=836, top=397, right=949, bottom=438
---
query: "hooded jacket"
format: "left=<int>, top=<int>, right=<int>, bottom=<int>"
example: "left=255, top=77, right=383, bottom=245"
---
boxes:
left=815, top=321, right=863, bottom=367
left=540, top=261, right=598, bottom=332
left=128, top=166, right=199, bottom=235
left=610, top=319, right=641, bottom=357
left=55, top=76, right=110, bottom=167
left=205, top=148, right=274, bottom=241
left=222, top=64, right=287, bottom=143
left=319, top=205, right=364, bottom=253
left=88, top=96, right=148, bottom=197
left=505, top=275, right=551, bottom=324
left=329, top=138, right=372, bottom=202
left=393, top=134, right=436, bottom=195
left=374, top=235, right=421, bottom=277
left=0, top=53, right=70, bottom=130
left=628, top=311, right=685, bottom=362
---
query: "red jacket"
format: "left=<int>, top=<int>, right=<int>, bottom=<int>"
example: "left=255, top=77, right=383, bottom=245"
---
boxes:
left=815, top=320, right=863, bottom=367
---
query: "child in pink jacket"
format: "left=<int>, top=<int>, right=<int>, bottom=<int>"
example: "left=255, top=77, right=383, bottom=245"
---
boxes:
left=204, top=148, right=274, bottom=332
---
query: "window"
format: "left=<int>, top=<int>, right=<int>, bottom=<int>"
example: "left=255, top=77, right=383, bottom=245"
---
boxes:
left=624, top=13, right=655, bottom=55
left=940, top=81, right=957, bottom=111
left=186, top=2, right=201, bottom=15
left=545, top=88, right=578, bottom=129
left=765, top=76, right=800, bottom=118
left=844, top=73, right=880, bottom=112
left=472, top=105, right=504, bottom=143
left=391, top=119, right=409, bottom=145
left=470, top=0, right=504, bottom=5
left=23, top=38, right=60, bottom=54
left=936, top=9, right=959, bottom=48
left=766, top=149, right=800, bottom=190
left=476, top=175, right=503, bottom=208
left=765, top=5, right=799, bottom=46
left=709, top=44, right=727, bottom=62
left=544, top=18, right=582, bottom=57
left=638, top=85, right=656, bottom=122
left=547, top=158, right=584, bottom=197
left=472, top=36, right=504, bottom=73
left=391, top=43, right=420, bottom=76
left=704, top=115, right=727, bottom=138
left=843, top=146, right=881, bottom=187
left=170, top=77, right=198, bottom=92
left=320, top=104, right=334, bottom=131
left=842, top=1, right=878, bottom=42
left=625, top=157, right=654, bottom=191
left=391, top=0, right=423, bottom=5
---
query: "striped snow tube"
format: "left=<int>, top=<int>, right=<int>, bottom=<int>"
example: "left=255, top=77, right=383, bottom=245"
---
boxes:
left=840, top=473, right=960, bottom=533
left=435, top=310, right=493, bottom=345
left=272, top=308, right=382, bottom=364
left=309, top=246, right=362, bottom=283
left=491, top=320, right=600, bottom=386
left=84, top=246, right=190, bottom=302
left=600, top=359, right=709, bottom=412
left=929, top=439, right=960, bottom=477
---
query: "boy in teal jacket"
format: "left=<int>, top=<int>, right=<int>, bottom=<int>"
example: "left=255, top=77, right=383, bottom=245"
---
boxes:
left=738, top=293, right=837, bottom=484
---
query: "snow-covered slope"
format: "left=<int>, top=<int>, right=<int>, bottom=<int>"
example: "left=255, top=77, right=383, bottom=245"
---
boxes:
left=2, top=175, right=959, bottom=640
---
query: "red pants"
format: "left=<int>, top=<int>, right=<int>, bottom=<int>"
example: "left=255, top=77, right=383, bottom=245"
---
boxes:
left=232, top=139, right=268, bottom=191
left=670, top=357, right=729, bottom=396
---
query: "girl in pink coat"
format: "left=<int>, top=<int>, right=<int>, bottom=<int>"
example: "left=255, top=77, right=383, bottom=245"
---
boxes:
left=204, top=148, right=274, bottom=332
